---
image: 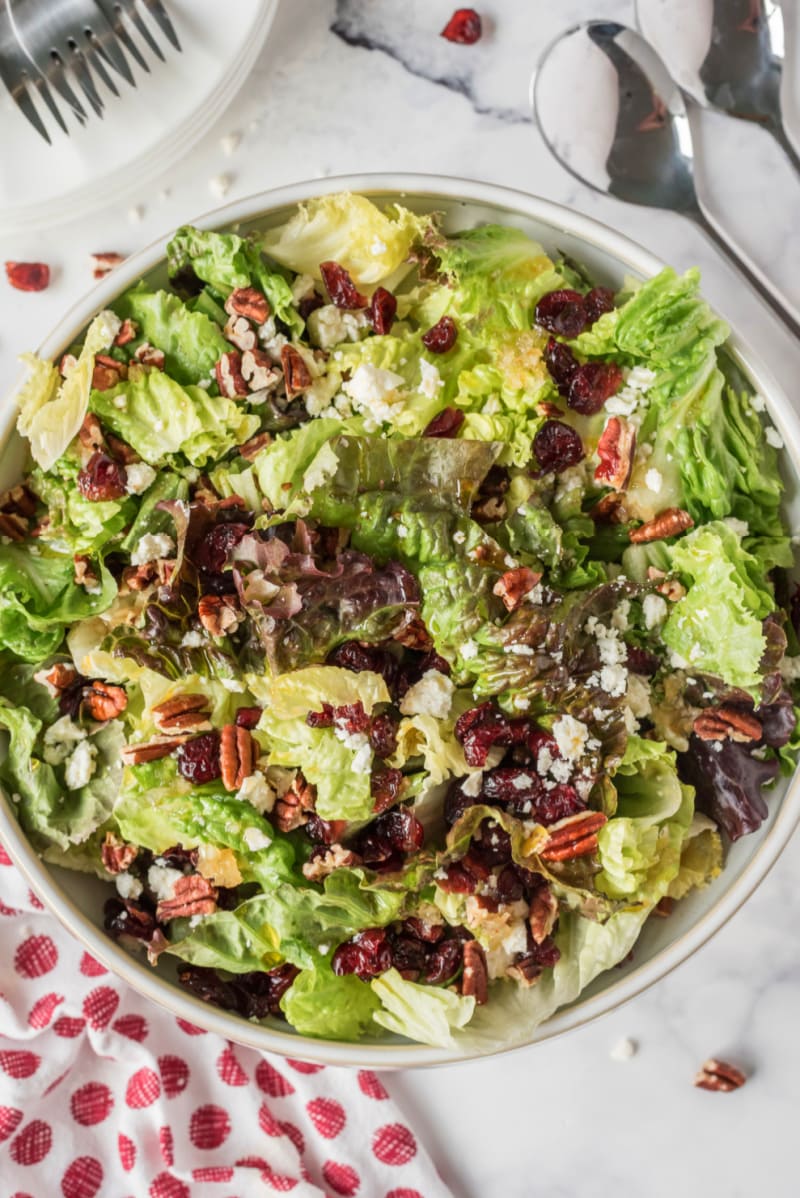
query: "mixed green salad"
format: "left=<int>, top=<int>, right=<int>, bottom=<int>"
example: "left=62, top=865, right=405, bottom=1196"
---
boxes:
left=2, top=192, right=799, bottom=1050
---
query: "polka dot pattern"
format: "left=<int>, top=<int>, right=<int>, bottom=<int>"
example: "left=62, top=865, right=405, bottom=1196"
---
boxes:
left=0, top=837, right=442, bottom=1198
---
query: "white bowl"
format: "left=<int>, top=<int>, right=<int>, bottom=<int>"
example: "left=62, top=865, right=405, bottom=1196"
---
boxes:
left=1, top=173, right=798, bottom=1067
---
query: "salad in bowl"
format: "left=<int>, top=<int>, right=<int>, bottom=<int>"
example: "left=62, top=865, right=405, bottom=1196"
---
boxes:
left=1, top=190, right=797, bottom=1050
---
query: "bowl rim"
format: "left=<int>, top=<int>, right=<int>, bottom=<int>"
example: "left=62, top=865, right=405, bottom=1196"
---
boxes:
left=1, top=170, right=799, bottom=1068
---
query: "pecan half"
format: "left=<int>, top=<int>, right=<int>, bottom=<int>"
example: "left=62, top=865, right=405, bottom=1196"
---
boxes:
left=590, top=492, right=627, bottom=524
left=528, top=882, right=559, bottom=944
left=595, top=416, right=636, bottom=491
left=461, top=940, right=489, bottom=1004
left=101, top=831, right=138, bottom=875
left=91, top=251, right=126, bottom=279
left=302, top=844, right=362, bottom=882
left=92, top=353, right=127, bottom=391
left=156, top=874, right=218, bottom=923
left=34, top=662, right=78, bottom=697
left=273, top=771, right=316, bottom=832
left=133, top=342, right=165, bottom=369
left=281, top=344, right=313, bottom=396
left=239, top=431, right=273, bottom=460
left=114, top=318, right=138, bottom=346
left=629, top=508, right=694, bottom=544
left=216, top=351, right=248, bottom=398
left=241, top=348, right=282, bottom=393
left=78, top=412, right=107, bottom=455
left=198, top=594, right=241, bottom=637
left=537, top=401, right=565, bottom=418
left=506, top=956, right=543, bottom=987
left=693, top=705, right=762, bottom=743
left=220, top=723, right=255, bottom=791
left=471, top=494, right=506, bottom=523
left=493, top=566, right=542, bottom=612
left=693, top=1059, right=747, bottom=1093
left=84, top=681, right=127, bottom=722
left=224, top=313, right=257, bottom=353
left=121, top=735, right=191, bottom=764
left=152, top=693, right=210, bottom=732
left=225, top=286, right=270, bottom=325
left=392, top=613, right=433, bottom=651
left=539, top=810, right=608, bottom=863
left=73, top=554, right=100, bottom=591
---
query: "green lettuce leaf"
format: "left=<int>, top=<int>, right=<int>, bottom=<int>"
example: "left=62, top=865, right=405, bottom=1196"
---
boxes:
left=29, top=456, right=133, bottom=555
left=665, top=813, right=723, bottom=901
left=371, top=968, right=476, bottom=1047
left=115, top=285, right=230, bottom=385
left=281, top=960, right=381, bottom=1040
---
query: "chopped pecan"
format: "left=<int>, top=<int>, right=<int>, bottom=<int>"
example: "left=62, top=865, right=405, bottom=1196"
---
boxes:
left=101, top=831, right=138, bottom=875
left=273, top=771, right=316, bottom=832
left=595, top=416, right=636, bottom=491
left=122, top=562, right=159, bottom=592
left=693, top=1059, right=747, bottom=1093
left=493, top=566, right=542, bottom=612
left=0, top=513, right=27, bottom=541
left=0, top=483, right=37, bottom=518
left=220, top=723, right=256, bottom=791
left=156, top=874, right=218, bottom=923
left=539, top=810, right=608, bottom=863
left=528, top=883, right=559, bottom=944
left=537, top=401, right=565, bottom=417
left=114, top=317, right=138, bottom=346
left=506, top=957, right=543, bottom=987
left=105, top=431, right=140, bottom=465
left=92, top=353, right=127, bottom=391
left=78, top=413, right=107, bottom=455
left=392, top=613, right=433, bottom=651
left=281, top=344, right=313, bottom=396
left=590, top=491, right=627, bottom=524
left=646, top=566, right=685, bottom=601
left=121, top=735, right=191, bottom=764
left=461, top=940, right=489, bottom=1004
left=91, top=251, right=126, bottom=279
left=152, top=693, right=211, bottom=733
left=471, top=494, right=506, bottom=523
left=224, top=286, right=270, bottom=325
left=239, top=431, right=273, bottom=460
left=133, top=342, right=165, bottom=369
left=653, top=896, right=675, bottom=918
left=302, top=844, right=362, bottom=882
left=241, top=348, right=282, bottom=393
left=59, top=352, right=78, bottom=377
left=224, top=313, right=257, bottom=353
left=83, top=681, right=127, bottom=722
left=629, top=508, right=694, bottom=544
left=198, top=593, right=241, bottom=637
left=693, top=705, right=762, bottom=743
left=34, top=662, right=78, bottom=697
left=216, top=350, right=248, bottom=398
left=73, top=554, right=100, bottom=591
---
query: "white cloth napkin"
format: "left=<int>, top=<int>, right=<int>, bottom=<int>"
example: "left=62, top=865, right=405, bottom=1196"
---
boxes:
left=0, top=840, right=450, bottom=1198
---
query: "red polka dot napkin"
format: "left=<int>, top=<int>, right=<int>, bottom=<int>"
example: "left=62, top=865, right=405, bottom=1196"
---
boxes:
left=0, top=842, right=450, bottom=1198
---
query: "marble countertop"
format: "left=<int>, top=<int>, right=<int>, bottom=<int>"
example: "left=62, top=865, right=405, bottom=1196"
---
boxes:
left=1, top=2, right=799, bottom=1194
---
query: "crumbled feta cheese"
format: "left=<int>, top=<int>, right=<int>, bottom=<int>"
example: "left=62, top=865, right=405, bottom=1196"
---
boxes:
left=610, top=1037, right=637, bottom=1061
left=599, top=664, right=628, bottom=697
left=236, top=770, right=276, bottom=815
left=765, top=426, right=784, bottom=449
left=342, top=363, right=405, bottom=430
left=130, top=532, right=175, bottom=566
left=508, top=644, right=535, bottom=656
left=242, top=826, right=272, bottom=851
left=723, top=517, right=749, bottom=538
left=333, top=727, right=373, bottom=773
left=308, top=304, right=368, bottom=349
left=64, top=739, right=98, bottom=790
left=645, top=467, right=663, bottom=494
left=128, top=204, right=143, bottom=224
left=125, top=461, right=157, bottom=495
left=627, top=674, right=652, bottom=719
left=115, top=871, right=143, bottom=901
left=669, top=649, right=689, bottom=669
left=622, top=705, right=639, bottom=734
left=552, top=715, right=589, bottom=762
left=611, top=600, right=630, bottom=632
left=627, top=366, right=657, bottom=392
left=418, top=358, right=443, bottom=400
left=291, top=273, right=316, bottom=302
left=399, top=670, right=454, bottom=720
left=461, top=772, right=483, bottom=797
left=461, top=639, right=478, bottom=660
left=453, top=530, right=466, bottom=544
left=219, top=677, right=245, bottom=692
left=220, top=131, right=240, bottom=157
left=95, top=309, right=122, bottom=349
left=180, top=629, right=205, bottom=648
left=147, top=864, right=184, bottom=902
left=43, top=715, right=87, bottom=765
left=524, top=584, right=544, bottom=606
left=750, top=394, right=766, bottom=413
left=209, top=173, right=231, bottom=198
left=371, top=236, right=388, bottom=255
left=643, top=593, right=668, bottom=629
left=513, top=695, right=531, bottom=711
left=780, top=655, right=800, bottom=682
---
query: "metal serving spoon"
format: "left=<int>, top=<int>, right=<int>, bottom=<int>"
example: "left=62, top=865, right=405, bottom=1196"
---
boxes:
left=532, top=20, right=800, bottom=340
left=637, top=0, right=800, bottom=174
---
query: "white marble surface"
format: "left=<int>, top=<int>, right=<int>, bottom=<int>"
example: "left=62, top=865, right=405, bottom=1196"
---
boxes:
left=1, top=2, right=800, bottom=1195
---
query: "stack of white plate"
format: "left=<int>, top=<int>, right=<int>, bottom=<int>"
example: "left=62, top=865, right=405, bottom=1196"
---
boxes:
left=0, top=0, right=277, bottom=234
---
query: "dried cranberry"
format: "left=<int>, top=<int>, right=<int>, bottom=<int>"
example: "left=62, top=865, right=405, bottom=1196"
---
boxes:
left=103, top=896, right=156, bottom=941
left=5, top=261, right=50, bottom=292
left=332, top=928, right=392, bottom=980
left=568, top=362, right=623, bottom=415
left=298, top=292, right=324, bottom=322
left=423, top=938, right=463, bottom=984
left=545, top=337, right=580, bottom=396
left=437, top=863, right=477, bottom=894
left=531, top=783, right=584, bottom=826
left=368, top=712, right=399, bottom=758
left=441, top=7, right=482, bottom=43
left=194, top=523, right=249, bottom=574
left=235, top=706, right=262, bottom=729
left=482, top=766, right=545, bottom=807
left=626, top=645, right=660, bottom=676
left=454, top=702, right=529, bottom=767
left=370, top=766, right=405, bottom=814
left=327, top=641, right=400, bottom=693
left=525, top=935, right=561, bottom=968
left=369, top=286, right=397, bottom=335
left=177, top=965, right=234, bottom=1010
left=403, top=917, right=444, bottom=944
left=444, top=778, right=481, bottom=827
left=535, top=289, right=588, bottom=338
left=319, top=260, right=368, bottom=309
left=305, top=814, right=347, bottom=845
left=391, top=934, right=427, bottom=979
left=460, top=849, right=491, bottom=882
left=584, top=286, right=615, bottom=324
left=333, top=702, right=369, bottom=735
left=419, top=649, right=452, bottom=676
left=422, top=315, right=458, bottom=354
left=470, top=822, right=512, bottom=868
left=495, top=864, right=525, bottom=902
left=423, top=407, right=465, bottom=438
left=532, top=420, right=584, bottom=474
left=157, top=844, right=198, bottom=870
left=77, top=452, right=127, bottom=502
left=527, top=729, right=559, bottom=761
left=176, top=732, right=221, bottom=784
left=356, top=807, right=423, bottom=865
left=306, top=703, right=334, bottom=728
left=178, top=963, right=298, bottom=1019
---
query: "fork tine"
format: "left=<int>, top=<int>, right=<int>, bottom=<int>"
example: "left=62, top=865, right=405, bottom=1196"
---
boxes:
left=30, top=71, right=71, bottom=134
left=5, top=74, right=52, bottom=143
left=89, top=8, right=137, bottom=86
left=66, top=48, right=105, bottom=116
left=84, top=37, right=120, bottom=96
left=44, top=58, right=89, bottom=122
left=126, top=2, right=166, bottom=63
left=142, top=0, right=180, bottom=51
left=95, top=1, right=150, bottom=72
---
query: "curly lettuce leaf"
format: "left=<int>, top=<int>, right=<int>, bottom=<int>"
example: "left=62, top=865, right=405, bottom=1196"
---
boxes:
left=281, top=960, right=381, bottom=1040
left=115, top=285, right=230, bottom=385
left=666, top=813, right=723, bottom=900
left=371, top=968, right=475, bottom=1047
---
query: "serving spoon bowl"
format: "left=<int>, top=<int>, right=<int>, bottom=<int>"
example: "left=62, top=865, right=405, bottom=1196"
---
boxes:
left=532, top=20, right=800, bottom=340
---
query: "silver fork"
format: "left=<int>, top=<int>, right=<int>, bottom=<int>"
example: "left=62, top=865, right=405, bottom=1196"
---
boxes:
left=2, top=0, right=180, bottom=140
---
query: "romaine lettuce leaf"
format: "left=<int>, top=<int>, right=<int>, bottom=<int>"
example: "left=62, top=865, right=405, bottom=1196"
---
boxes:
left=115, top=285, right=230, bottom=385
left=281, top=960, right=381, bottom=1040
left=371, top=968, right=475, bottom=1047
left=666, top=813, right=723, bottom=900
left=29, top=457, right=133, bottom=555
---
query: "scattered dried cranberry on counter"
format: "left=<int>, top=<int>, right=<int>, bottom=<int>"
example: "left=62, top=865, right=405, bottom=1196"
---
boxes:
left=441, top=8, right=483, bottom=44
left=5, top=261, right=50, bottom=291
